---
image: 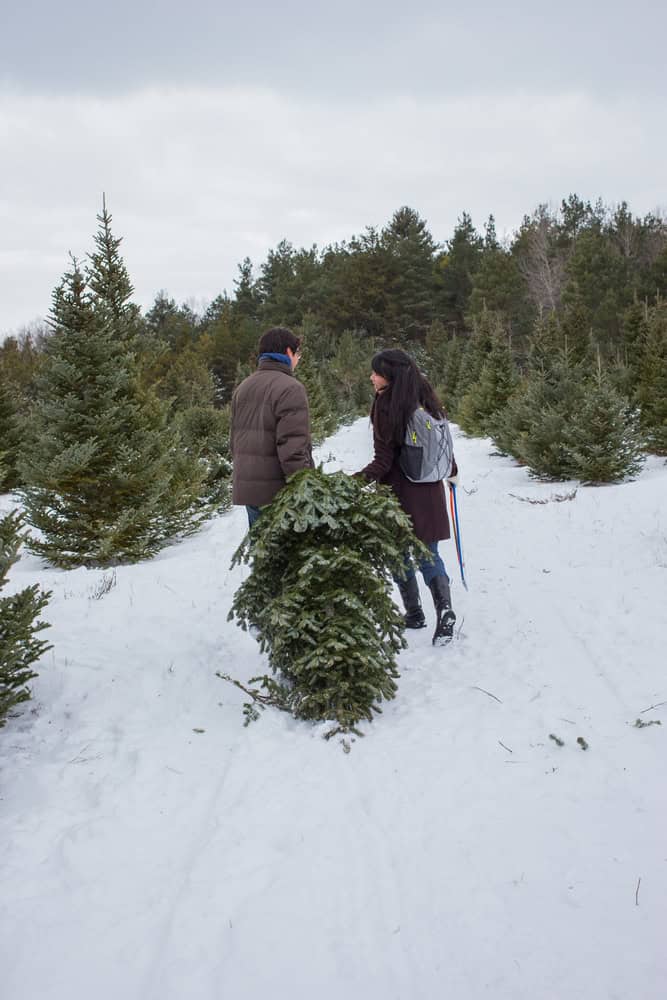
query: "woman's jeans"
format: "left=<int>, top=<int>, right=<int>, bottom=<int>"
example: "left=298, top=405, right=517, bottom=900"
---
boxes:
left=246, top=505, right=262, bottom=528
left=395, top=541, right=448, bottom=586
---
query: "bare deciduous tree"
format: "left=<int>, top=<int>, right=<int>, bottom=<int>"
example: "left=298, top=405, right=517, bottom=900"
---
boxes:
left=517, top=207, right=565, bottom=315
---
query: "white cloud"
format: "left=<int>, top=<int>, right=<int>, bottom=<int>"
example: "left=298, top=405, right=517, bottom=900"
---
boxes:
left=1, top=86, right=665, bottom=334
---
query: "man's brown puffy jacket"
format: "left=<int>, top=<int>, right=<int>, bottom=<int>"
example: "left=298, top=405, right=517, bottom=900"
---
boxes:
left=230, top=358, right=313, bottom=507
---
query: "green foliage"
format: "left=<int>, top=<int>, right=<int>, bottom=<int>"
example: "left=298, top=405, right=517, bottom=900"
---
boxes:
left=381, top=206, right=437, bottom=340
left=258, top=240, right=321, bottom=328
left=424, top=322, right=466, bottom=416
left=204, top=310, right=259, bottom=404
left=435, top=212, right=484, bottom=332
left=635, top=298, right=667, bottom=454
left=561, top=370, right=645, bottom=483
left=457, top=330, right=518, bottom=437
left=290, top=316, right=374, bottom=440
left=20, top=222, right=205, bottom=568
left=155, top=345, right=219, bottom=410
left=0, top=327, right=48, bottom=401
left=319, top=227, right=390, bottom=339
left=0, top=510, right=52, bottom=726
left=144, top=292, right=200, bottom=350
left=326, top=330, right=374, bottom=419
left=233, top=257, right=262, bottom=323
left=0, top=377, right=23, bottom=491
left=490, top=352, right=645, bottom=482
left=228, top=469, right=427, bottom=731
left=468, top=223, right=526, bottom=336
left=561, top=227, right=626, bottom=346
left=448, top=307, right=502, bottom=418
left=296, top=344, right=338, bottom=445
left=176, top=404, right=232, bottom=512
left=86, top=199, right=142, bottom=341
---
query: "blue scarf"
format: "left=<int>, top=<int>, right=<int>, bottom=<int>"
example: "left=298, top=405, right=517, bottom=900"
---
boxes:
left=259, top=352, right=291, bottom=367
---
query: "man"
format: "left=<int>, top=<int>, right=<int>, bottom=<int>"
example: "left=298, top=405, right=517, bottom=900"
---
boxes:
left=230, top=326, right=313, bottom=527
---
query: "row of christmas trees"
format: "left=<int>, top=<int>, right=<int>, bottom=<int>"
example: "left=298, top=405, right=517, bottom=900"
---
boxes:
left=424, top=298, right=666, bottom=482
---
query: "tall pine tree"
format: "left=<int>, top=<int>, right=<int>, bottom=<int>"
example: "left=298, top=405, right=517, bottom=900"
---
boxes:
left=20, top=210, right=205, bottom=568
left=382, top=206, right=437, bottom=341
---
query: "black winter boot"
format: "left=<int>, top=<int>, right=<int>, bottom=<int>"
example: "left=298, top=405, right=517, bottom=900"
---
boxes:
left=428, top=575, right=456, bottom=645
left=396, top=576, right=427, bottom=629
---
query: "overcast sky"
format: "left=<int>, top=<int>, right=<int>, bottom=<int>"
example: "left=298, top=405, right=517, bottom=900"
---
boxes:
left=1, top=0, right=665, bottom=335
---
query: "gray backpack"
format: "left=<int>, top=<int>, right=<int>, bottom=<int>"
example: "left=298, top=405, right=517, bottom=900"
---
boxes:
left=399, top=407, right=454, bottom=483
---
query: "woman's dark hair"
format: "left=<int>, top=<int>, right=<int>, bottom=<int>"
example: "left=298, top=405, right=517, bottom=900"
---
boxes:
left=258, top=326, right=301, bottom=356
left=371, top=348, right=444, bottom=446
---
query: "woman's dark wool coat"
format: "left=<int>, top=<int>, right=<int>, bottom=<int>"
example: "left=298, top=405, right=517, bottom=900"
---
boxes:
left=358, top=391, right=453, bottom=545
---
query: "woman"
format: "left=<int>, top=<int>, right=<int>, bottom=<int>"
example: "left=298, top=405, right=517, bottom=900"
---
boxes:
left=356, top=349, right=457, bottom=644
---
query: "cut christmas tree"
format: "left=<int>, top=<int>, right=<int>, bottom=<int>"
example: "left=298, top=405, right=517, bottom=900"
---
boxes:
left=226, top=468, right=428, bottom=733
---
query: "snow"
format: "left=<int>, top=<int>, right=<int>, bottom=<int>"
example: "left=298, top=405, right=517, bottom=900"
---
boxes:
left=1, top=419, right=666, bottom=1000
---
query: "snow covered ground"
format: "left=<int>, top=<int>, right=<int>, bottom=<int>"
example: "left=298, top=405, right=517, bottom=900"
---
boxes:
left=1, top=419, right=666, bottom=1000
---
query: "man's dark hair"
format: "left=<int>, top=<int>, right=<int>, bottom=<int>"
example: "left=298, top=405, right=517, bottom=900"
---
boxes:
left=258, top=327, right=301, bottom=356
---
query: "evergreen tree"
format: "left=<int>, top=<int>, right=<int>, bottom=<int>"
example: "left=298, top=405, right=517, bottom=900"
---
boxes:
left=319, top=228, right=390, bottom=339
left=635, top=298, right=667, bottom=453
left=381, top=206, right=437, bottom=340
left=327, top=331, right=374, bottom=419
left=457, top=330, right=518, bottom=437
left=0, top=377, right=22, bottom=491
left=232, top=257, right=262, bottom=324
left=435, top=212, right=484, bottom=332
left=526, top=310, right=564, bottom=372
left=258, top=240, right=321, bottom=327
left=424, top=322, right=466, bottom=416
left=0, top=510, right=52, bottom=726
left=205, top=305, right=258, bottom=403
left=144, top=292, right=200, bottom=350
left=561, top=227, right=625, bottom=348
left=620, top=297, right=649, bottom=390
left=227, top=469, right=427, bottom=732
left=484, top=214, right=499, bottom=251
left=562, top=365, right=645, bottom=483
left=295, top=342, right=338, bottom=444
left=556, top=193, right=597, bottom=247
left=560, top=299, right=596, bottom=366
left=450, top=307, right=499, bottom=416
left=641, top=242, right=667, bottom=302
left=86, top=197, right=142, bottom=342
left=467, top=241, right=524, bottom=332
left=156, top=345, right=218, bottom=410
left=175, top=404, right=232, bottom=513
left=491, top=346, right=644, bottom=482
left=489, top=359, right=581, bottom=476
left=20, top=247, right=205, bottom=568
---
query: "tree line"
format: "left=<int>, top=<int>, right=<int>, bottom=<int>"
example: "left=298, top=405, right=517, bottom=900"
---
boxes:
left=3, top=195, right=665, bottom=478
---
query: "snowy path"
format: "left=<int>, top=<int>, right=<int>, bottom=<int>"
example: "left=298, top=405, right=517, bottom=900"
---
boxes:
left=1, top=421, right=666, bottom=1000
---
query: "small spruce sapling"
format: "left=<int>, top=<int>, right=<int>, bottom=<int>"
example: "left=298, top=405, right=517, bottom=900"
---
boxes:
left=0, top=510, right=52, bottom=726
